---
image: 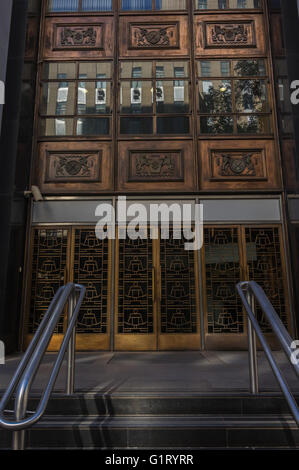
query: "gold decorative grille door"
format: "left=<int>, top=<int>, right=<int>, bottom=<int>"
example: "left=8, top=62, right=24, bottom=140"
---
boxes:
left=25, top=224, right=290, bottom=352
left=203, top=225, right=290, bottom=350
left=114, top=228, right=201, bottom=351
left=24, top=227, right=111, bottom=351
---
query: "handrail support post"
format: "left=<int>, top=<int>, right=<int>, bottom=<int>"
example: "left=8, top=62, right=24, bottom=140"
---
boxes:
left=246, top=288, right=259, bottom=394
left=66, top=290, right=76, bottom=395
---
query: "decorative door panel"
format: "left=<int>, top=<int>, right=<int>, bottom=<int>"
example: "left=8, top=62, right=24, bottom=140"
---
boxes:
left=119, top=16, right=189, bottom=58
left=25, top=227, right=111, bottom=351
left=203, top=227, right=245, bottom=350
left=37, top=142, right=113, bottom=194
left=115, top=233, right=155, bottom=350
left=244, top=226, right=289, bottom=333
left=199, top=140, right=281, bottom=191
left=117, top=141, right=196, bottom=193
left=43, top=17, right=114, bottom=59
left=25, top=228, right=70, bottom=350
left=71, top=228, right=111, bottom=350
left=159, top=230, right=200, bottom=350
left=203, top=225, right=290, bottom=349
left=195, top=14, right=266, bottom=57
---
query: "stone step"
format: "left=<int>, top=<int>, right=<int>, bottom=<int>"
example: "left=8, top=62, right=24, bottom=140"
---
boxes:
left=1, top=414, right=299, bottom=449
left=16, top=392, right=299, bottom=416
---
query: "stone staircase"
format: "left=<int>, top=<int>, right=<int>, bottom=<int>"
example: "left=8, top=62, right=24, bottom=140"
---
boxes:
left=1, top=393, right=299, bottom=449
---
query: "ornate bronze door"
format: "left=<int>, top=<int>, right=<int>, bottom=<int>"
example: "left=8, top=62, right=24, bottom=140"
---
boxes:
left=202, top=225, right=290, bottom=350
left=24, top=227, right=111, bottom=351
left=114, top=228, right=201, bottom=351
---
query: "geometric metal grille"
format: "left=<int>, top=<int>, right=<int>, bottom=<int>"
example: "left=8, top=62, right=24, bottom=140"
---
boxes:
left=204, top=227, right=243, bottom=334
left=118, top=234, right=153, bottom=334
left=28, top=228, right=68, bottom=334
left=73, top=229, right=109, bottom=334
left=245, top=227, right=287, bottom=332
left=160, top=230, right=197, bottom=334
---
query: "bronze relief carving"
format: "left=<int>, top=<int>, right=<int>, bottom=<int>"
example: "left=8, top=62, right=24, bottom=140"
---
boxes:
left=204, top=21, right=256, bottom=49
left=60, top=27, right=97, bottom=47
left=54, top=24, right=103, bottom=50
left=128, top=151, right=184, bottom=182
left=210, top=150, right=266, bottom=180
left=45, top=151, right=102, bottom=183
left=130, top=23, right=179, bottom=49
left=211, top=24, right=248, bottom=45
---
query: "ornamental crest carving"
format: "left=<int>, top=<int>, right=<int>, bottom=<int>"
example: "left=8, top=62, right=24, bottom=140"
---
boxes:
left=136, top=154, right=175, bottom=177
left=45, top=152, right=101, bottom=183
left=218, top=153, right=256, bottom=176
left=212, top=24, right=248, bottom=45
left=130, top=23, right=179, bottom=49
left=61, top=27, right=97, bottom=47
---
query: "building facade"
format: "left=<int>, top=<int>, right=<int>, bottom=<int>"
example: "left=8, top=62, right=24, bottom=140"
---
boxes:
left=0, top=0, right=299, bottom=353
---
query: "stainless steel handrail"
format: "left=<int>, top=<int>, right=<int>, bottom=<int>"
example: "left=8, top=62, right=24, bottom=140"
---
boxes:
left=0, top=282, right=85, bottom=450
left=237, top=281, right=299, bottom=426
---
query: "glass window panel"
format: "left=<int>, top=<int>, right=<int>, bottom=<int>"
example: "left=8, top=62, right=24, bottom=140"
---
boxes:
left=156, top=80, right=189, bottom=113
left=235, top=80, right=268, bottom=113
left=40, top=118, right=74, bottom=136
left=121, top=0, right=152, bottom=10
left=237, top=115, right=271, bottom=134
left=120, top=117, right=153, bottom=134
left=120, top=62, right=153, bottom=79
left=48, top=0, right=79, bottom=11
left=76, top=118, right=110, bottom=135
left=195, top=0, right=260, bottom=8
left=200, top=116, right=234, bottom=134
left=156, top=0, right=186, bottom=9
left=120, top=81, right=153, bottom=114
left=156, top=61, right=189, bottom=78
left=43, top=63, right=76, bottom=80
left=79, top=63, right=112, bottom=79
left=199, top=80, right=232, bottom=113
left=233, top=60, right=266, bottom=77
left=77, top=82, right=111, bottom=114
left=81, top=0, right=112, bottom=10
left=41, top=82, right=76, bottom=116
left=198, top=61, right=230, bottom=77
left=157, top=116, right=189, bottom=134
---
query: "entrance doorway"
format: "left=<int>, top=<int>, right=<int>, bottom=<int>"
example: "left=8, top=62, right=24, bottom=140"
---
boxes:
left=23, top=224, right=290, bottom=351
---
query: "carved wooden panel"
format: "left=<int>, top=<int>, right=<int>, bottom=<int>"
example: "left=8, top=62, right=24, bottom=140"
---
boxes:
left=37, top=142, right=113, bottom=193
left=199, top=140, right=281, bottom=191
left=128, top=150, right=184, bottom=183
left=204, top=21, right=256, bottom=49
left=45, top=151, right=102, bottom=183
left=210, top=149, right=266, bottom=181
left=129, top=23, right=179, bottom=50
left=53, top=24, right=103, bottom=51
left=117, top=141, right=195, bottom=192
left=43, top=16, right=114, bottom=59
left=119, top=16, right=189, bottom=57
left=195, top=14, right=266, bottom=57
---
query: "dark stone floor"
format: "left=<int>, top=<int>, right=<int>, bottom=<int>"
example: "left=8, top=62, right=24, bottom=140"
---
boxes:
left=1, top=351, right=299, bottom=394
